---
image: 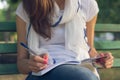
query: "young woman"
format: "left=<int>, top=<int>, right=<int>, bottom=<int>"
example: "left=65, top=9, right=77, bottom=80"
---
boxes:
left=16, top=0, right=114, bottom=80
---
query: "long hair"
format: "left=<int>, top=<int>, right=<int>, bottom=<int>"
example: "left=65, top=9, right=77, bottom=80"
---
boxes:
left=22, top=0, right=54, bottom=39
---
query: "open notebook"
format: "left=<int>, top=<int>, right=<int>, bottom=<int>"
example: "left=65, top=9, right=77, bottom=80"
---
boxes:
left=32, top=56, right=106, bottom=76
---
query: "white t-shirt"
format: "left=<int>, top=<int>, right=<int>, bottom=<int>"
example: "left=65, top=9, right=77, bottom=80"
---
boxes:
left=16, top=0, right=99, bottom=76
left=16, top=0, right=99, bottom=52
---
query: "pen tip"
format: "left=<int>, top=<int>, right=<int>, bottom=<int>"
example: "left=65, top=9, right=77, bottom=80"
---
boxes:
left=20, top=42, right=24, bottom=46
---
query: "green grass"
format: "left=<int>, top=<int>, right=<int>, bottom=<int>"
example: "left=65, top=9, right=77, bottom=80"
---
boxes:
left=0, top=74, right=26, bottom=80
left=98, top=68, right=120, bottom=80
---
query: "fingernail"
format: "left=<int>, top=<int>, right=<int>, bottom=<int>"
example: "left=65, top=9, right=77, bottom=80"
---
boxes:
left=43, top=55, right=48, bottom=64
left=43, top=59, right=48, bottom=64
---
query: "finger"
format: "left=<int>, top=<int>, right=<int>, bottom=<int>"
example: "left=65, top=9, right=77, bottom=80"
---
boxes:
left=43, top=54, right=48, bottom=64
left=104, top=52, right=112, bottom=58
left=29, top=66, right=40, bottom=72
left=31, top=68, right=41, bottom=73
left=98, top=53, right=105, bottom=57
left=103, top=59, right=113, bottom=68
left=28, top=60, right=47, bottom=69
left=32, top=70, right=39, bottom=73
left=105, top=61, right=113, bottom=66
left=99, top=52, right=114, bottom=62
left=105, top=58, right=114, bottom=64
left=96, top=53, right=106, bottom=64
left=105, top=54, right=114, bottom=62
left=104, top=60, right=113, bottom=68
left=39, top=65, right=48, bottom=70
left=28, top=62, right=47, bottom=72
left=104, top=63, right=113, bottom=68
left=30, top=64, right=47, bottom=72
left=104, top=53, right=114, bottom=61
left=98, top=52, right=114, bottom=68
left=28, top=65, right=40, bottom=72
left=99, top=59, right=113, bottom=68
left=39, top=53, right=49, bottom=64
left=30, top=55, right=45, bottom=63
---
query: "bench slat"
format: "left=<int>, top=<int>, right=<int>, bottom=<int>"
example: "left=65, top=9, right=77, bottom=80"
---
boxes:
left=0, top=22, right=16, bottom=32
left=97, top=50, right=120, bottom=58
left=113, top=58, right=120, bottom=68
left=95, top=41, right=120, bottom=50
left=0, top=23, right=119, bottom=32
left=0, top=23, right=120, bottom=32
left=95, top=24, right=120, bottom=32
left=0, top=43, right=17, bottom=53
left=0, top=64, right=19, bottom=75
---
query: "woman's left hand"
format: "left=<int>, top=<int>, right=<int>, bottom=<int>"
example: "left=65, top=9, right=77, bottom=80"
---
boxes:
left=97, top=52, right=114, bottom=68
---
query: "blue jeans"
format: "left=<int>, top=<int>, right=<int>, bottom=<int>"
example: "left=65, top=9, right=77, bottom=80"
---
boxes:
left=26, top=64, right=99, bottom=80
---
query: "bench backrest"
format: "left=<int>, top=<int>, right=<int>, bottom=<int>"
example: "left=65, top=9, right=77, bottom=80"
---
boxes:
left=0, top=22, right=120, bottom=75
left=0, top=22, right=18, bottom=75
left=94, top=24, right=120, bottom=68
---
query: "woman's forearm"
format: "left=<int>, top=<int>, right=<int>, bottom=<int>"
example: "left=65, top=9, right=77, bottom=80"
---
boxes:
left=16, top=16, right=31, bottom=74
left=17, top=58, right=31, bottom=74
left=86, top=15, right=98, bottom=57
left=86, top=15, right=97, bottom=48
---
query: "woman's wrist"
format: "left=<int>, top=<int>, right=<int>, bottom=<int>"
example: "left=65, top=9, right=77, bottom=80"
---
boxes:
left=89, top=47, right=98, bottom=58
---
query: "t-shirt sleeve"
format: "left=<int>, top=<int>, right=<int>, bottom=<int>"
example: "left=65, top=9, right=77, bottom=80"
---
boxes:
left=81, top=0, right=99, bottom=22
left=16, top=2, right=29, bottom=23
left=86, top=0, right=99, bottom=22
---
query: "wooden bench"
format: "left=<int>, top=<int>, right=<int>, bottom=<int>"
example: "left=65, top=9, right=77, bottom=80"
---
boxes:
left=94, top=24, right=120, bottom=80
left=0, top=22, right=18, bottom=75
left=95, top=24, right=120, bottom=68
left=0, top=22, right=120, bottom=79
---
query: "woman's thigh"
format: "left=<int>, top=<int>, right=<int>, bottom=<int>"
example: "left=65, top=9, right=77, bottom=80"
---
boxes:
left=26, top=64, right=99, bottom=80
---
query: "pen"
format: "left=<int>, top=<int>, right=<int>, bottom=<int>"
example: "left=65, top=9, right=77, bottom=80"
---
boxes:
left=20, top=42, right=37, bottom=55
left=81, top=56, right=107, bottom=63
left=20, top=42, right=48, bottom=64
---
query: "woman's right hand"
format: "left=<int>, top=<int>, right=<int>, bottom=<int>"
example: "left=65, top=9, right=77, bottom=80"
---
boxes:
left=28, top=54, right=48, bottom=73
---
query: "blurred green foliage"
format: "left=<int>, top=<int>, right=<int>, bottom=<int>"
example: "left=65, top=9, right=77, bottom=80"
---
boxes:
left=97, top=0, right=120, bottom=24
left=0, top=0, right=119, bottom=23
left=0, top=0, right=20, bottom=21
left=0, top=0, right=20, bottom=41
